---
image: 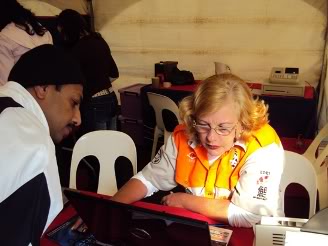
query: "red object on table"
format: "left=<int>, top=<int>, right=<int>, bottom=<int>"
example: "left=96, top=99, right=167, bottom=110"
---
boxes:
left=41, top=199, right=254, bottom=246
left=159, top=80, right=201, bottom=91
left=159, top=80, right=314, bottom=100
left=281, top=137, right=312, bottom=154
left=159, top=80, right=262, bottom=93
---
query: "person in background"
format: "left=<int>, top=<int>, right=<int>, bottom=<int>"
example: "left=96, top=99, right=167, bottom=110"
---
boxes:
left=0, top=0, right=53, bottom=85
left=112, top=73, right=285, bottom=228
left=0, top=44, right=84, bottom=245
left=56, top=9, right=119, bottom=133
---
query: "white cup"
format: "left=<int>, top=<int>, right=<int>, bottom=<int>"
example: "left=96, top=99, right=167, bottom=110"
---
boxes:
left=163, top=81, right=172, bottom=88
left=214, top=62, right=231, bottom=75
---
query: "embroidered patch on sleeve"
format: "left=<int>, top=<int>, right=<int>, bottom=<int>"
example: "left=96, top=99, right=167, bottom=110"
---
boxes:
left=255, top=186, right=268, bottom=200
left=152, top=149, right=162, bottom=164
left=253, top=171, right=271, bottom=200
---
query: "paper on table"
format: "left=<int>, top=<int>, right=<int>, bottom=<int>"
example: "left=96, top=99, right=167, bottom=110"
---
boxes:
left=209, top=225, right=233, bottom=245
left=285, top=231, right=328, bottom=246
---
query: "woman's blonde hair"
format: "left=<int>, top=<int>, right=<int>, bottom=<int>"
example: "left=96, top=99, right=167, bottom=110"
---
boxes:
left=179, top=73, right=269, bottom=141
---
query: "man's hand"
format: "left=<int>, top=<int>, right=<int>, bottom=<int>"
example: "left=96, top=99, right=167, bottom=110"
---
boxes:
left=71, top=217, right=87, bottom=232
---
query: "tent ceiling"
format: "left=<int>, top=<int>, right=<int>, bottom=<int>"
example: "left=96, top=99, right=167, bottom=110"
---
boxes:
left=14, top=0, right=328, bottom=114
left=18, top=0, right=88, bottom=15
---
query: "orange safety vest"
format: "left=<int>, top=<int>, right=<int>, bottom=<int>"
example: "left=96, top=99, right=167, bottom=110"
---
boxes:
left=174, top=124, right=281, bottom=198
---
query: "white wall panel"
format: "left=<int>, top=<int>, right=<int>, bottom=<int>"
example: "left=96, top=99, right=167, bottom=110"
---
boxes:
left=93, top=0, right=327, bottom=100
left=20, top=0, right=328, bottom=103
left=19, top=0, right=88, bottom=15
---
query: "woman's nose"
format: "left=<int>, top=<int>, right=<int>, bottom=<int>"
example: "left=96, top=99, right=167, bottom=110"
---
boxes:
left=206, top=128, right=217, bottom=141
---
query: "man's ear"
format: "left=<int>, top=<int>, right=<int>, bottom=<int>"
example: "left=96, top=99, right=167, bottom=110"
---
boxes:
left=33, top=85, right=49, bottom=99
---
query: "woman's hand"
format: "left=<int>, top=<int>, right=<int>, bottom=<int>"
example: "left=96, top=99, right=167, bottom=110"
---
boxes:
left=161, top=192, right=230, bottom=224
left=161, top=192, right=189, bottom=208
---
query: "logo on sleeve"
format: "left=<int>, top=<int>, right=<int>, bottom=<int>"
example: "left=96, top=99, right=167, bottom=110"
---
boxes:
left=253, top=171, right=271, bottom=201
left=152, top=149, right=162, bottom=164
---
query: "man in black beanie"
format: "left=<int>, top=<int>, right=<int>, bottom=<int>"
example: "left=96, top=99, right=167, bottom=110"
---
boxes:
left=0, top=44, right=84, bottom=245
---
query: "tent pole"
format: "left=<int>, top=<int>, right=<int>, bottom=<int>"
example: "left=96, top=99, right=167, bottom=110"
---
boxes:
left=317, top=2, right=328, bottom=131
left=86, top=0, right=95, bottom=32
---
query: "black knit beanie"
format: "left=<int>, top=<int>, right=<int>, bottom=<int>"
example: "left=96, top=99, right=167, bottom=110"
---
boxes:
left=8, top=44, right=85, bottom=88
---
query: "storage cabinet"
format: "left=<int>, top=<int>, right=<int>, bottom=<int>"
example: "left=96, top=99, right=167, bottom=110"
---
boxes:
left=118, top=83, right=147, bottom=145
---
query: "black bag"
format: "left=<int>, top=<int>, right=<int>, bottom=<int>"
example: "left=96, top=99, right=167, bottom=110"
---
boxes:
left=167, top=67, right=195, bottom=85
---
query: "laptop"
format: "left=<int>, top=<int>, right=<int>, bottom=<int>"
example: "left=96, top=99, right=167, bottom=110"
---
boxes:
left=62, top=188, right=229, bottom=246
left=301, top=207, right=328, bottom=235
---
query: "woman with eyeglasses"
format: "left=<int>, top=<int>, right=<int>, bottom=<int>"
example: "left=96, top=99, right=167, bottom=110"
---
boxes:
left=112, top=73, right=284, bottom=228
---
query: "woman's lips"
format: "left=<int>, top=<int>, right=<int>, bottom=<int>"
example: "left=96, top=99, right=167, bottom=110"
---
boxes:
left=206, top=144, right=219, bottom=150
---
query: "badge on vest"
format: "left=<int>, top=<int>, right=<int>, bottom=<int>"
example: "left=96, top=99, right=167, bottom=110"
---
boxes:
left=229, top=149, right=238, bottom=168
left=187, top=152, right=196, bottom=162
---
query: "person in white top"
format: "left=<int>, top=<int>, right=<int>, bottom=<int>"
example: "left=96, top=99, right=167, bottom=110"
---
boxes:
left=0, top=0, right=53, bottom=85
left=0, top=44, right=84, bottom=245
left=112, top=74, right=285, bottom=228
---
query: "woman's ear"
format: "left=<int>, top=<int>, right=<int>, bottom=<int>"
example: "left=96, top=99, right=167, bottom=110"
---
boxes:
left=33, top=85, right=49, bottom=99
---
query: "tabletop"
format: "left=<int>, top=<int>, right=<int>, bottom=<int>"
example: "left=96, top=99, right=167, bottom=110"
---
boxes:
left=41, top=200, right=254, bottom=246
left=140, top=83, right=317, bottom=139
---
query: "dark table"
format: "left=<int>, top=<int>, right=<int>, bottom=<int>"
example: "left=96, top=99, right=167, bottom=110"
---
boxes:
left=140, top=83, right=317, bottom=138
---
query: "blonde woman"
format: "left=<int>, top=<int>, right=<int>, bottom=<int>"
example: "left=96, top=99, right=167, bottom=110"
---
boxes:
left=113, top=73, right=284, bottom=228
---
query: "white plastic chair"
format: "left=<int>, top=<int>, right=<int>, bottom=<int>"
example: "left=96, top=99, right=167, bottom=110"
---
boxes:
left=281, top=151, right=317, bottom=218
left=303, top=123, right=328, bottom=210
left=69, top=130, right=137, bottom=196
left=147, top=92, right=180, bottom=159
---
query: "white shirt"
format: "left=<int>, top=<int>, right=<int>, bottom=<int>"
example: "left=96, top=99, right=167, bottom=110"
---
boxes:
left=0, top=82, right=63, bottom=233
left=0, top=23, right=53, bottom=85
left=134, top=133, right=284, bottom=227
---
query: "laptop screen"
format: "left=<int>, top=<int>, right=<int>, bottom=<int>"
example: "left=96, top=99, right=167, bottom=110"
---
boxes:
left=301, top=207, right=328, bottom=235
left=63, top=188, right=213, bottom=246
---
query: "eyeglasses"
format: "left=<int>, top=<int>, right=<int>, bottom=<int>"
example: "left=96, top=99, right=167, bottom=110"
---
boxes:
left=193, top=120, right=237, bottom=136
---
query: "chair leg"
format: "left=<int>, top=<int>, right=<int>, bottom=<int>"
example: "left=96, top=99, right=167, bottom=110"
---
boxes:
left=164, top=130, right=173, bottom=145
left=151, top=126, right=161, bottom=160
left=318, top=171, right=328, bottom=210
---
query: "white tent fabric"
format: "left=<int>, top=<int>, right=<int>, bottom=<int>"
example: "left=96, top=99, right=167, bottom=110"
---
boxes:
left=96, top=0, right=328, bottom=131
left=19, top=0, right=62, bottom=16
left=92, top=1, right=326, bottom=89
left=17, top=0, right=328, bottom=129
left=19, top=0, right=88, bottom=15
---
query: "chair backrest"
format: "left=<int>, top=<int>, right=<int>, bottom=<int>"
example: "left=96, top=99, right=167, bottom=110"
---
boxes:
left=147, top=92, right=180, bottom=142
left=303, top=123, right=328, bottom=209
left=69, top=130, right=137, bottom=196
left=281, top=151, right=317, bottom=218
left=303, top=123, right=328, bottom=165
